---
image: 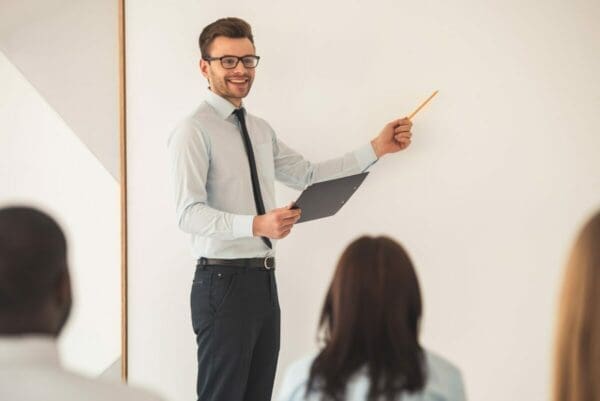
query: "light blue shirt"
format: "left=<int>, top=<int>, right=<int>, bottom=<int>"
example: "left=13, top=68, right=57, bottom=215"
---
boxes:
left=278, top=350, right=467, bottom=401
left=168, top=91, right=378, bottom=259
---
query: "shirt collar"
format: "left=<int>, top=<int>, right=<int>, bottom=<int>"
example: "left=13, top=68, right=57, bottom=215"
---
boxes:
left=0, top=334, right=61, bottom=367
left=205, top=90, right=245, bottom=120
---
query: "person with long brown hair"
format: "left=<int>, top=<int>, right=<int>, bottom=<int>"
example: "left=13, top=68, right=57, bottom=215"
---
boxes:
left=554, top=210, right=600, bottom=401
left=278, top=236, right=466, bottom=401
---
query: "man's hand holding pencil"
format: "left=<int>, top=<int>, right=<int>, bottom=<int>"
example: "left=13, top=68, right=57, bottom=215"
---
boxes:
left=370, top=90, right=438, bottom=158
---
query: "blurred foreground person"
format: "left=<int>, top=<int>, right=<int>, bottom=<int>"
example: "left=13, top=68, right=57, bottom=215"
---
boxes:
left=0, top=206, right=164, bottom=401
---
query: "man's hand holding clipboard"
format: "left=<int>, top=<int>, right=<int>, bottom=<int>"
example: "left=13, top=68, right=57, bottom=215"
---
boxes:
left=252, top=203, right=302, bottom=240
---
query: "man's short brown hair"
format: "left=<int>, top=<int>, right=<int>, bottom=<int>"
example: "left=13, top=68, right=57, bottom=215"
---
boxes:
left=199, top=17, right=254, bottom=57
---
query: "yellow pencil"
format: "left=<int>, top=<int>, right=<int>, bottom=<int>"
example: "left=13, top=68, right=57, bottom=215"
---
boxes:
left=407, top=90, right=439, bottom=120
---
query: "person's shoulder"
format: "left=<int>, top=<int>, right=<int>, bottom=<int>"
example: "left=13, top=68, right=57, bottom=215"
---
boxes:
left=286, top=354, right=316, bottom=377
left=92, top=379, right=164, bottom=401
left=423, top=348, right=466, bottom=398
left=277, top=354, right=317, bottom=401
left=425, top=349, right=462, bottom=376
left=67, top=372, right=165, bottom=401
left=176, top=103, right=214, bottom=129
left=168, top=104, right=213, bottom=147
left=245, top=110, right=275, bottom=132
left=194, top=100, right=222, bottom=122
left=10, top=366, right=165, bottom=401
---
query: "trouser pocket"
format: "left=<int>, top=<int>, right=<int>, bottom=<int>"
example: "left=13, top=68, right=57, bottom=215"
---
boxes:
left=209, top=270, right=237, bottom=313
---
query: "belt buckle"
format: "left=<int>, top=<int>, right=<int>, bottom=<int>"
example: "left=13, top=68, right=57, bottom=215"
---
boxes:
left=263, top=257, right=274, bottom=270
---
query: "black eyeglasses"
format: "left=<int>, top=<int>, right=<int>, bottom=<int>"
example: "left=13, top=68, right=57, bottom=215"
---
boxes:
left=203, top=55, right=260, bottom=69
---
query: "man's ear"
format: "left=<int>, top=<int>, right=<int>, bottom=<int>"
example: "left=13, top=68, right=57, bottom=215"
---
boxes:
left=53, top=268, right=72, bottom=336
left=200, top=58, right=209, bottom=78
left=55, top=269, right=71, bottom=307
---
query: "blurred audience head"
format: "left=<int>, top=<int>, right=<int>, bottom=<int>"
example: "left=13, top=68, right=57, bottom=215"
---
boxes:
left=0, top=206, right=71, bottom=336
left=554, top=210, right=600, bottom=401
left=308, top=235, right=426, bottom=401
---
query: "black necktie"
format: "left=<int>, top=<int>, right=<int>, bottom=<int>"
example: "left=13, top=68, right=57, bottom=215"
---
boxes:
left=233, top=108, right=272, bottom=249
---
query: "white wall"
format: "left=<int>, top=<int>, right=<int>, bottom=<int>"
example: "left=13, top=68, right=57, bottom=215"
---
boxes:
left=0, top=51, right=121, bottom=376
left=0, top=0, right=120, bottom=178
left=125, top=1, right=600, bottom=400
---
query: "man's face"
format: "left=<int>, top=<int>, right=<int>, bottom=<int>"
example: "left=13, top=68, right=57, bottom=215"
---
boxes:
left=200, top=36, right=256, bottom=106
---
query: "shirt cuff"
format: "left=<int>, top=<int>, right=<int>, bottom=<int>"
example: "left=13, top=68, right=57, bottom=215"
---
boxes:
left=353, top=143, right=378, bottom=171
left=232, top=214, right=255, bottom=238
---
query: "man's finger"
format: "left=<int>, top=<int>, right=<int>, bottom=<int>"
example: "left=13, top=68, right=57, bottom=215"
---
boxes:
left=394, top=125, right=411, bottom=134
left=281, top=214, right=300, bottom=223
left=399, top=139, right=412, bottom=148
left=395, top=136, right=411, bottom=143
left=280, top=221, right=295, bottom=231
left=395, top=133, right=412, bottom=140
left=283, top=208, right=301, bottom=217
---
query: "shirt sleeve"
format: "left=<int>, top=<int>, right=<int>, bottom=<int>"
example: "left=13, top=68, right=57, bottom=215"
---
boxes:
left=168, top=120, right=255, bottom=239
left=271, top=129, right=378, bottom=191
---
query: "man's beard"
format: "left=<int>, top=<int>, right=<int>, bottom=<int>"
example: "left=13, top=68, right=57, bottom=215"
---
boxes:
left=211, top=73, right=253, bottom=100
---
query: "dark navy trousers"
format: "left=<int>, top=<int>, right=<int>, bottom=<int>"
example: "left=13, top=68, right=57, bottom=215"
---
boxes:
left=191, top=263, right=280, bottom=401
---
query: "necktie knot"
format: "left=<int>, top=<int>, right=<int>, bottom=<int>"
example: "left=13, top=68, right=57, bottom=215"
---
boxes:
left=233, top=108, right=245, bottom=122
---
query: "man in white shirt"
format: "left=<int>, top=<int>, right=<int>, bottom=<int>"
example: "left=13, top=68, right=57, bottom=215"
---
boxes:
left=0, top=206, right=164, bottom=401
left=169, top=17, right=413, bottom=401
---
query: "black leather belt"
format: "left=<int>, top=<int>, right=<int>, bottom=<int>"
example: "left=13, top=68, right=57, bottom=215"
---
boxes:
left=197, top=257, right=275, bottom=270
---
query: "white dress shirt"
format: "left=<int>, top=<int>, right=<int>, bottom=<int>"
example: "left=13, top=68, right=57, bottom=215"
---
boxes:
left=168, top=90, right=378, bottom=259
left=0, top=336, right=164, bottom=401
left=278, top=350, right=467, bottom=401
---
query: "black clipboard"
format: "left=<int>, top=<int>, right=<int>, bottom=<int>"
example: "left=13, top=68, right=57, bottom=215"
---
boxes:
left=292, top=172, right=369, bottom=223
